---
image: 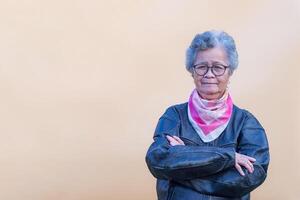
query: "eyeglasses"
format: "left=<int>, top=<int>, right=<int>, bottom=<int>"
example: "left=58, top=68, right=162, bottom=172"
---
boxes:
left=193, top=64, right=229, bottom=76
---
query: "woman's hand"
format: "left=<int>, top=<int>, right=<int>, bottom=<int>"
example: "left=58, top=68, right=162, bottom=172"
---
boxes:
left=235, top=152, right=256, bottom=176
left=166, top=135, right=185, bottom=146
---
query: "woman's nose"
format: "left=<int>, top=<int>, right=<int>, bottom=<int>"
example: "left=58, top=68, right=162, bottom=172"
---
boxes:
left=203, top=67, right=215, bottom=78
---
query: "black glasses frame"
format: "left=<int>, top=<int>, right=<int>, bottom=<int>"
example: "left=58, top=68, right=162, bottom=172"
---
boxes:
left=193, top=64, right=229, bottom=76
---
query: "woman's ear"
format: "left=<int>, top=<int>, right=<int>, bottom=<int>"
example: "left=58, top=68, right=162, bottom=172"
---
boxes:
left=191, top=71, right=195, bottom=78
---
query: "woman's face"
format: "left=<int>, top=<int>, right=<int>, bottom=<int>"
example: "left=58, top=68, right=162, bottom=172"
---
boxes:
left=192, top=47, right=231, bottom=100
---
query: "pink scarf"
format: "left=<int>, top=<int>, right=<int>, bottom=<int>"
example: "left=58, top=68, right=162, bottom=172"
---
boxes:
left=187, top=89, right=233, bottom=142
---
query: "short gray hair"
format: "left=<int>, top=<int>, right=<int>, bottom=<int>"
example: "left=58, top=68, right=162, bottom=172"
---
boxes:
left=185, top=30, right=239, bottom=74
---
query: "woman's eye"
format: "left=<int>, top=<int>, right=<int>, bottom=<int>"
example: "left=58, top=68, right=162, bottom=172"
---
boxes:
left=214, top=66, right=224, bottom=70
left=197, top=66, right=207, bottom=70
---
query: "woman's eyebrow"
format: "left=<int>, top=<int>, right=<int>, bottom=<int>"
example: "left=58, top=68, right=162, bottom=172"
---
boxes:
left=194, top=61, right=208, bottom=65
left=194, top=61, right=227, bottom=65
left=212, top=61, right=228, bottom=65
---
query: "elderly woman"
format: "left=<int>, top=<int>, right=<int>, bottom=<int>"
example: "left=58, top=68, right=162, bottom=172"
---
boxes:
left=145, top=30, right=270, bottom=200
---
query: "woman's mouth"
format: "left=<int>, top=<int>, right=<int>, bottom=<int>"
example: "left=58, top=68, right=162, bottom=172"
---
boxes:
left=202, top=82, right=217, bottom=84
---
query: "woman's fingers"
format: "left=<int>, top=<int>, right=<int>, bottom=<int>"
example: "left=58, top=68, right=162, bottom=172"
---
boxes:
left=244, top=155, right=256, bottom=162
left=166, top=135, right=179, bottom=146
left=173, top=136, right=185, bottom=145
left=235, top=152, right=256, bottom=175
left=166, top=135, right=184, bottom=146
left=241, top=160, right=254, bottom=173
left=166, top=135, right=175, bottom=143
left=235, top=163, right=245, bottom=176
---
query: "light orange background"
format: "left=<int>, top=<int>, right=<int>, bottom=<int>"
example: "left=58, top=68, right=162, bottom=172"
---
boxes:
left=0, top=1, right=299, bottom=200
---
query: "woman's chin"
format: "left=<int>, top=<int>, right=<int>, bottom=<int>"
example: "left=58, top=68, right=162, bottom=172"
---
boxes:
left=197, top=89, right=221, bottom=99
left=198, top=87, right=219, bottom=95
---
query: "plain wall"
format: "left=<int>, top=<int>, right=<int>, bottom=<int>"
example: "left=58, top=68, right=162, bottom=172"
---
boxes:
left=0, top=0, right=299, bottom=199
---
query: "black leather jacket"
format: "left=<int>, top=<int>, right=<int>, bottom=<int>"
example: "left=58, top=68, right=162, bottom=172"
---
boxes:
left=145, top=103, right=270, bottom=200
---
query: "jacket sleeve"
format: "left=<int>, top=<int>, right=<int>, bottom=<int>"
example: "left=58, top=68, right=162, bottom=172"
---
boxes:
left=175, top=111, right=270, bottom=198
left=145, top=106, right=236, bottom=180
